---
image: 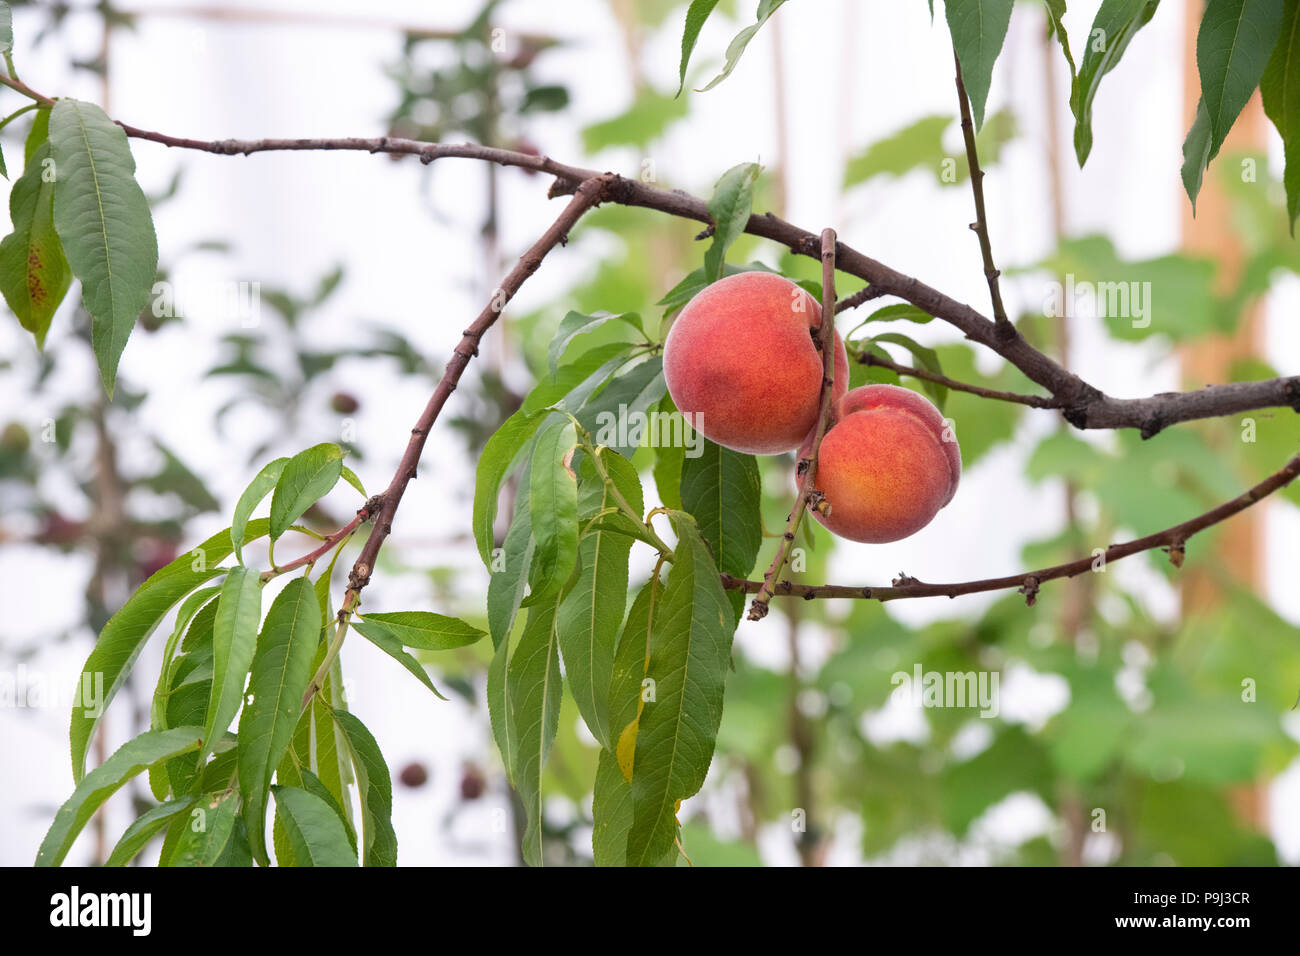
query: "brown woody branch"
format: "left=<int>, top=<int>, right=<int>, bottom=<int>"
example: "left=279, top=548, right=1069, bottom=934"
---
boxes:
left=749, top=229, right=839, bottom=621
left=953, top=50, right=1013, bottom=334
left=300, top=174, right=612, bottom=707
left=853, top=348, right=1059, bottom=409
left=4, top=75, right=1296, bottom=434
left=720, top=447, right=1300, bottom=603
left=0, top=92, right=1281, bottom=436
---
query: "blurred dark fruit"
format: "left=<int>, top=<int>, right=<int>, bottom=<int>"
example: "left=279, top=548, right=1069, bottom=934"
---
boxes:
left=398, top=761, right=429, bottom=788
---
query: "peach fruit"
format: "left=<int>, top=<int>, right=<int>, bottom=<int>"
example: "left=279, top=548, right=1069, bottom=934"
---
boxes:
left=800, top=384, right=960, bottom=543
left=663, top=272, right=849, bottom=455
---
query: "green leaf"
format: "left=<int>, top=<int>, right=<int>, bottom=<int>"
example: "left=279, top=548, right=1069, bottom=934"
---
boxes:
left=48, top=99, right=158, bottom=397
left=352, top=624, right=448, bottom=701
left=593, top=577, right=660, bottom=867
left=270, top=786, right=358, bottom=866
left=1198, top=0, right=1285, bottom=156
left=677, top=0, right=723, bottom=95
left=236, top=577, right=321, bottom=866
left=231, top=458, right=287, bottom=562
left=1261, top=0, right=1300, bottom=234
left=269, top=443, right=343, bottom=541
left=1181, top=97, right=1215, bottom=212
left=105, top=796, right=197, bottom=866
left=548, top=310, right=643, bottom=377
left=557, top=449, right=643, bottom=750
left=584, top=86, right=689, bottom=152
left=149, top=585, right=220, bottom=735
left=37, top=727, right=203, bottom=866
left=1071, top=0, right=1161, bottom=165
left=698, top=0, right=788, bottom=93
left=0, top=133, right=72, bottom=348
left=1043, top=0, right=1079, bottom=77
left=871, top=331, right=948, bottom=410
left=0, top=3, right=12, bottom=54
left=853, top=303, right=935, bottom=327
left=340, top=464, right=366, bottom=498
left=680, top=440, right=761, bottom=623
left=487, top=477, right=535, bottom=780
left=473, top=409, right=547, bottom=566
left=578, top=356, right=668, bottom=460
left=331, top=710, right=397, bottom=867
left=945, top=0, right=1014, bottom=129
left=704, top=162, right=761, bottom=282
left=352, top=611, right=485, bottom=650
left=168, top=789, right=239, bottom=866
left=626, top=514, right=736, bottom=866
left=197, top=566, right=262, bottom=770
left=652, top=392, right=685, bottom=511
left=527, top=418, right=579, bottom=605
left=843, top=115, right=951, bottom=187
left=70, top=521, right=267, bottom=782
left=527, top=342, right=637, bottom=413
left=507, top=597, right=563, bottom=866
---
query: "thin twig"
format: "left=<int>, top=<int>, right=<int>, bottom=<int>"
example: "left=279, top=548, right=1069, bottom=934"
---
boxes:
left=722, top=447, right=1300, bottom=602
left=300, top=174, right=612, bottom=708
left=953, top=49, right=1012, bottom=335
left=853, top=348, right=1058, bottom=408
left=833, top=284, right=886, bottom=313
left=749, top=228, right=839, bottom=621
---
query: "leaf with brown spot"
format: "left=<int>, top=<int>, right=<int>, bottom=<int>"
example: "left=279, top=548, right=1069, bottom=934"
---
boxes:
left=0, top=130, right=71, bottom=348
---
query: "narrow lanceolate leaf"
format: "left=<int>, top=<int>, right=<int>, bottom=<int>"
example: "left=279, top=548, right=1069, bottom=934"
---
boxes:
left=236, top=577, right=321, bottom=866
left=269, top=443, right=343, bottom=541
left=352, top=611, right=484, bottom=650
left=527, top=418, right=579, bottom=605
left=352, top=623, right=448, bottom=700
left=593, top=578, right=657, bottom=867
left=1197, top=0, right=1285, bottom=154
left=149, top=585, right=220, bottom=734
left=677, top=0, right=723, bottom=94
left=577, top=356, right=668, bottom=460
left=270, top=786, right=358, bottom=866
left=105, top=797, right=197, bottom=866
left=487, top=477, right=535, bottom=781
left=231, top=457, right=287, bottom=562
left=698, top=0, right=788, bottom=93
left=1071, top=0, right=1161, bottom=164
left=70, top=520, right=269, bottom=783
left=332, top=710, right=397, bottom=867
left=704, top=162, right=761, bottom=283
left=1181, top=98, right=1215, bottom=213
left=507, top=597, right=563, bottom=867
left=945, top=0, right=1015, bottom=129
left=1043, top=0, right=1078, bottom=77
left=558, top=449, right=643, bottom=750
left=680, top=440, right=761, bottom=625
left=37, top=727, right=203, bottom=866
left=1262, top=0, right=1300, bottom=233
left=548, top=310, right=642, bottom=376
left=198, top=566, right=262, bottom=770
left=168, top=790, right=239, bottom=867
left=474, top=409, right=547, bottom=566
left=652, top=393, right=685, bottom=511
left=0, top=137, right=72, bottom=348
left=0, top=3, right=12, bottom=53
left=626, top=515, right=736, bottom=866
left=48, top=99, right=158, bottom=397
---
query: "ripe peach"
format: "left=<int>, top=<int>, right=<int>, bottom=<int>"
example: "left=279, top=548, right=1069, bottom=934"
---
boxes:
left=800, top=384, right=960, bottom=543
left=663, top=272, right=849, bottom=455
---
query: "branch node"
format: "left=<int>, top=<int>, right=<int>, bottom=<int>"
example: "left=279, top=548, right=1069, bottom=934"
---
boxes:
left=1019, top=576, right=1040, bottom=607
left=1167, top=541, right=1185, bottom=569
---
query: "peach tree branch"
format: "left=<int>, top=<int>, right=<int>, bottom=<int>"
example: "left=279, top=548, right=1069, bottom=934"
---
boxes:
left=748, top=228, right=839, bottom=621
left=720, top=447, right=1300, bottom=603
left=299, top=174, right=613, bottom=708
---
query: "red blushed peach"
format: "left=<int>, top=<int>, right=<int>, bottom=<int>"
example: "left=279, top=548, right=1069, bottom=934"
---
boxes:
left=663, top=272, right=849, bottom=455
left=799, top=384, right=960, bottom=543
